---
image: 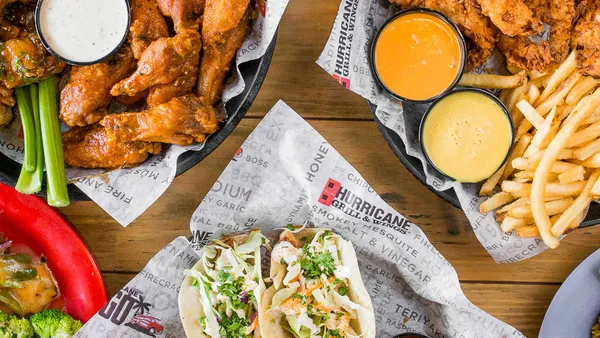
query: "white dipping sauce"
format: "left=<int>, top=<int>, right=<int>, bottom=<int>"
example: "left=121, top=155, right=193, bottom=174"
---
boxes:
left=38, top=0, right=129, bottom=63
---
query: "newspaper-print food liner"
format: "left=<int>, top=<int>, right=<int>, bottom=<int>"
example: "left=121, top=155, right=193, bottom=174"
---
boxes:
left=76, top=101, right=523, bottom=338
left=0, top=0, right=288, bottom=226
left=316, top=0, right=556, bottom=263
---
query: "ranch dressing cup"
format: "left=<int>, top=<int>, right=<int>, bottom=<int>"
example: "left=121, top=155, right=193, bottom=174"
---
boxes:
left=35, top=0, right=130, bottom=65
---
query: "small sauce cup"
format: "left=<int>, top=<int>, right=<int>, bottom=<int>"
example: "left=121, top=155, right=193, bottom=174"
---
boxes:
left=392, top=333, right=431, bottom=338
left=370, top=8, right=467, bottom=103
left=35, top=0, right=131, bottom=66
left=419, top=88, right=515, bottom=183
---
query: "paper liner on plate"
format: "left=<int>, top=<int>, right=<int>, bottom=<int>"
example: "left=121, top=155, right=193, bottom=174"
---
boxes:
left=0, top=0, right=288, bottom=226
left=76, top=100, right=524, bottom=338
left=315, top=0, right=555, bottom=263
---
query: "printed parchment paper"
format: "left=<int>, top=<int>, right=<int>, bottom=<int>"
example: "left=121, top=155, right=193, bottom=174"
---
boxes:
left=0, top=0, right=288, bottom=226
left=316, top=0, right=550, bottom=263
left=77, top=101, right=523, bottom=338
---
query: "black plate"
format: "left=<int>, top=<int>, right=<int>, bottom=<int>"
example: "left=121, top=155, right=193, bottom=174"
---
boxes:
left=369, top=102, right=600, bottom=229
left=0, top=36, right=276, bottom=201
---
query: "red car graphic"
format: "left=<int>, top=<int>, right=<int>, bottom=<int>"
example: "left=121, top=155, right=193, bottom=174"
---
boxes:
left=125, top=314, right=164, bottom=335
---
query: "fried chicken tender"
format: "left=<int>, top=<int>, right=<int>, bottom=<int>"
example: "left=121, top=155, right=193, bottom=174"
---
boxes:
left=100, top=95, right=219, bottom=145
left=475, top=0, right=544, bottom=36
left=63, top=124, right=162, bottom=169
left=129, top=0, right=169, bottom=59
left=60, top=46, right=136, bottom=127
left=389, top=0, right=498, bottom=70
left=0, top=33, right=64, bottom=88
left=572, top=2, right=600, bottom=76
left=498, top=34, right=553, bottom=71
left=196, top=0, right=250, bottom=105
left=157, top=0, right=205, bottom=33
left=111, top=29, right=201, bottom=105
left=498, top=0, right=575, bottom=72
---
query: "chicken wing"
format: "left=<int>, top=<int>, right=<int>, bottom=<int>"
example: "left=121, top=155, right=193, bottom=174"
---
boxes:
left=111, top=29, right=201, bottom=101
left=389, top=0, right=498, bottom=70
left=60, top=46, right=136, bottom=127
left=100, top=95, right=219, bottom=145
left=157, top=0, right=205, bottom=33
left=147, top=69, right=197, bottom=106
left=196, top=0, right=250, bottom=105
left=129, top=0, right=169, bottom=59
left=475, top=0, right=543, bottom=36
left=63, top=124, right=162, bottom=169
left=0, top=33, right=64, bottom=88
left=0, top=85, right=13, bottom=126
left=571, top=1, right=600, bottom=76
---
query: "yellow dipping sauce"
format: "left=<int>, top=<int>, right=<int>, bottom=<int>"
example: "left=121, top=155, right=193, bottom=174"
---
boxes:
left=422, top=91, right=512, bottom=183
left=374, top=12, right=463, bottom=101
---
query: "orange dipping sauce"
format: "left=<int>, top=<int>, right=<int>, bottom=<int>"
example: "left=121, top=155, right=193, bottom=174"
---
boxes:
left=374, top=12, right=464, bottom=101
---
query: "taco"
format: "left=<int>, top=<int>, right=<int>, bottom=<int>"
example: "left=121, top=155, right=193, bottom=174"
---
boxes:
left=260, top=228, right=376, bottom=338
left=179, top=230, right=269, bottom=338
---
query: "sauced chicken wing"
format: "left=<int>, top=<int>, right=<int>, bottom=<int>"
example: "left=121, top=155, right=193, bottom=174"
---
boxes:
left=60, top=46, right=136, bottom=127
left=196, top=0, right=250, bottom=105
left=129, top=0, right=169, bottom=59
left=147, top=70, right=197, bottom=106
left=389, top=0, right=498, bottom=70
left=63, top=124, right=162, bottom=169
left=0, top=85, right=14, bottom=126
left=475, top=0, right=543, bottom=36
left=157, top=0, right=205, bottom=33
left=0, top=33, right=64, bottom=88
left=8, top=264, right=56, bottom=315
left=100, top=95, right=219, bottom=145
left=111, top=29, right=201, bottom=103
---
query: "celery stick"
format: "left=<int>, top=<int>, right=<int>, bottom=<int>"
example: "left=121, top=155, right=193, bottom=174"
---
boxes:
left=30, top=84, right=44, bottom=187
left=39, top=77, right=69, bottom=207
left=14, top=87, right=35, bottom=172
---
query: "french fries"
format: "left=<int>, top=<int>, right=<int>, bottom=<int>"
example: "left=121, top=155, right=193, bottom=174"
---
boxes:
left=458, top=72, right=527, bottom=89
left=477, top=52, right=600, bottom=247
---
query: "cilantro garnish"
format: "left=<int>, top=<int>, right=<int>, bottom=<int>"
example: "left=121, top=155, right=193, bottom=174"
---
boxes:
left=324, top=329, right=343, bottom=338
left=287, top=224, right=295, bottom=231
left=338, top=286, right=348, bottom=296
left=300, top=243, right=336, bottom=279
left=292, top=293, right=307, bottom=305
left=217, top=273, right=248, bottom=310
left=218, top=312, right=250, bottom=338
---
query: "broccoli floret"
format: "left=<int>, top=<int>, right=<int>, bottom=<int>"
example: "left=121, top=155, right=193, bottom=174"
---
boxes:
left=8, top=317, right=33, bottom=338
left=0, top=311, right=34, bottom=338
left=29, top=310, right=82, bottom=338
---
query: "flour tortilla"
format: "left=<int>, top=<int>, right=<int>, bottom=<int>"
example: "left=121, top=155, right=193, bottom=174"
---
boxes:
left=179, top=233, right=265, bottom=338
left=261, top=228, right=376, bottom=338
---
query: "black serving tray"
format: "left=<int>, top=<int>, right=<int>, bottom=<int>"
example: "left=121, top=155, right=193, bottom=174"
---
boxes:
left=0, top=36, right=276, bottom=200
left=369, top=102, right=600, bottom=228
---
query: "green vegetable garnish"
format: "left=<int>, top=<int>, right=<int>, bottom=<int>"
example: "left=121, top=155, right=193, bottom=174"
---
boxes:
left=218, top=313, right=249, bottom=338
left=291, top=293, right=306, bottom=305
left=39, top=77, right=69, bottom=207
left=300, top=243, right=336, bottom=279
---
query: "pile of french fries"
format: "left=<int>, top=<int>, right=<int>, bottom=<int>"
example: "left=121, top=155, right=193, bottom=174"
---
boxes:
left=474, top=51, right=600, bottom=249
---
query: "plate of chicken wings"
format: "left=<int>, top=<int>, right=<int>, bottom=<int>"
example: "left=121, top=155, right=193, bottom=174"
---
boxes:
left=0, top=0, right=276, bottom=200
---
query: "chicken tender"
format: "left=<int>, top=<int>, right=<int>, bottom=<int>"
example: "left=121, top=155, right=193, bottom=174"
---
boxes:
left=475, top=0, right=544, bottom=36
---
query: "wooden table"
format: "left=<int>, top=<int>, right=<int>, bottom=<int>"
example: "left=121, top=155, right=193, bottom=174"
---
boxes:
left=59, top=1, right=600, bottom=337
